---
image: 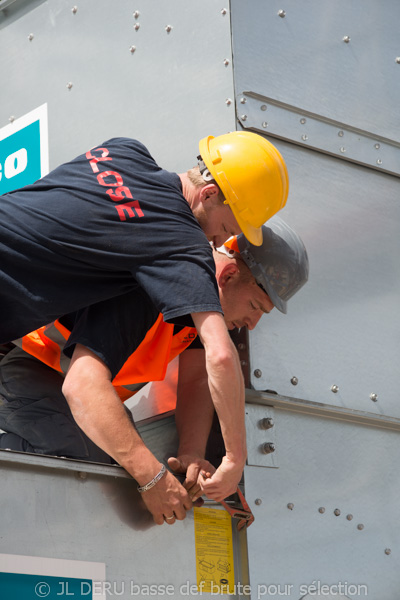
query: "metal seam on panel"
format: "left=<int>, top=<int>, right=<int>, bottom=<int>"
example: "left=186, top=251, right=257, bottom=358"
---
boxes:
left=237, top=91, right=400, bottom=177
left=245, top=389, right=400, bottom=432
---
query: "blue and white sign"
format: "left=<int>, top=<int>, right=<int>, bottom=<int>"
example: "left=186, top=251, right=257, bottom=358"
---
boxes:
left=0, top=554, right=106, bottom=600
left=0, top=104, right=49, bottom=195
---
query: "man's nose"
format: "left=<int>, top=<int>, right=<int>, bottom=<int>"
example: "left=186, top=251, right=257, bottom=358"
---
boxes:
left=246, top=311, right=263, bottom=331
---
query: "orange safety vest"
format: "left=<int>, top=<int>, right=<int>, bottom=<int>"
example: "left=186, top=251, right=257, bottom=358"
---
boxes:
left=15, top=314, right=197, bottom=401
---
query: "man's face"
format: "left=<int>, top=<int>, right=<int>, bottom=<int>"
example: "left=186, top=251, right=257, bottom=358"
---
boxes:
left=193, top=189, right=242, bottom=247
left=220, top=276, right=274, bottom=331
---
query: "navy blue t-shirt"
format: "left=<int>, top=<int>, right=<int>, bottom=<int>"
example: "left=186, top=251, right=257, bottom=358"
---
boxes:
left=0, top=138, right=221, bottom=343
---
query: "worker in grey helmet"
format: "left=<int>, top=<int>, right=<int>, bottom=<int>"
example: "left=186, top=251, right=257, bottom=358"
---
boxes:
left=218, top=215, right=309, bottom=318
left=0, top=217, right=308, bottom=525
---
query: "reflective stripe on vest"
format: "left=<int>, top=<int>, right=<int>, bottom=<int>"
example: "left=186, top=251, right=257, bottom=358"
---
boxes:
left=15, top=314, right=197, bottom=398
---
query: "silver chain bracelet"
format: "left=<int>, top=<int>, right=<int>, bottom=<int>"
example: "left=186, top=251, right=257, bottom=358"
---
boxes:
left=137, top=464, right=167, bottom=493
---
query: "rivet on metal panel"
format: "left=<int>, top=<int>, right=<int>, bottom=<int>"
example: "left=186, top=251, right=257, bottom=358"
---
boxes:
left=240, top=360, right=247, bottom=367
left=340, top=147, right=346, bottom=153
left=301, top=134, right=308, bottom=141
left=134, top=23, right=140, bottom=31
left=278, top=10, right=286, bottom=18
left=300, top=118, right=306, bottom=124
left=165, top=25, right=172, bottom=33
left=130, top=46, right=136, bottom=54
left=66, top=82, right=73, bottom=90
left=385, top=548, right=391, bottom=555
left=395, top=57, right=400, bottom=64
left=241, top=115, right=248, bottom=121
left=374, top=143, right=380, bottom=150
left=260, top=442, right=275, bottom=454
left=287, top=503, right=294, bottom=510
left=223, top=59, right=230, bottom=66
left=318, top=507, right=325, bottom=514
left=254, top=498, right=262, bottom=506
left=77, top=471, right=87, bottom=481
left=9, top=116, right=15, bottom=123
left=225, top=98, right=232, bottom=106
left=71, top=6, right=77, bottom=14
left=334, top=508, right=341, bottom=516
left=221, top=8, right=227, bottom=16
left=346, top=514, right=353, bottom=521
left=357, top=524, right=364, bottom=531
left=240, top=97, right=247, bottom=104
left=342, top=36, right=351, bottom=43
left=238, top=343, right=246, bottom=350
left=262, top=122, right=268, bottom=128
left=331, top=385, right=339, bottom=393
left=338, top=130, right=344, bottom=137
left=376, top=159, right=383, bottom=166
left=291, top=376, right=298, bottom=385
left=260, top=104, right=267, bottom=111
left=133, top=10, right=140, bottom=19
left=28, top=33, right=34, bottom=41
left=259, top=417, right=274, bottom=430
left=370, top=393, right=378, bottom=402
left=254, top=369, right=262, bottom=378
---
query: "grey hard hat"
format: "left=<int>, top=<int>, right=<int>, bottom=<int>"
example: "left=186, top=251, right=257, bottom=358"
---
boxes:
left=235, top=216, right=309, bottom=314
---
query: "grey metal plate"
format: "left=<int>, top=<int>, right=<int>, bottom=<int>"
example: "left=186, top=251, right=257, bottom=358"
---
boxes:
left=248, top=138, right=400, bottom=418
left=0, top=0, right=236, bottom=171
left=244, top=404, right=400, bottom=599
left=230, top=0, right=400, bottom=146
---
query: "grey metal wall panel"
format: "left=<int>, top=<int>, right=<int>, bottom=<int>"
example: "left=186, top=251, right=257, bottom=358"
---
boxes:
left=0, top=0, right=236, bottom=171
left=244, top=402, right=400, bottom=600
left=230, top=0, right=400, bottom=174
left=230, top=0, right=400, bottom=140
left=248, top=139, right=400, bottom=418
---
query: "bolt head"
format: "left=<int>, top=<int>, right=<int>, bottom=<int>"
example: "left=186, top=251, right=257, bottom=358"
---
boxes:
left=254, top=498, right=262, bottom=506
left=318, top=507, right=325, bottom=514
left=291, top=376, right=298, bottom=385
left=343, top=35, right=351, bottom=43
left=254, top=369, right=262, bottom=378
left=287, top=503, right=294, bottom=510
left=331, top=385, right=339, bottom=393
left=334, top=508, right=341, bottom=516
left=370, top=393, right=378, bottom=401
left=385, top=548, right=391, bottom=555
left=278, top=10, right=286, bottom=18
left=133, top=10, right=140, bottom=18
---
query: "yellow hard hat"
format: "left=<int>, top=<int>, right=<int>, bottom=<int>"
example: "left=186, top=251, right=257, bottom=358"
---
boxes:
left=198, top=131, right=289, bottom=246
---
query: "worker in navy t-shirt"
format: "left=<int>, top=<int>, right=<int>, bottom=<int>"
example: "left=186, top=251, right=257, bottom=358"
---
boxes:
left=0, top=132, right=289, bottom=515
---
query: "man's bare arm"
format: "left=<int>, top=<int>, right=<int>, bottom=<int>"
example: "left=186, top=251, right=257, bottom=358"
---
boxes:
left=168, top=348, right=216, bottom=501
left=190, top=312, right=247, bottom=501
left=62, top=344, right=192, bottom=524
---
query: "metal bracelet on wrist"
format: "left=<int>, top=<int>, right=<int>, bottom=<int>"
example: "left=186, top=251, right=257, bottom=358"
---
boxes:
left=137, top=464, right=167, bottom=493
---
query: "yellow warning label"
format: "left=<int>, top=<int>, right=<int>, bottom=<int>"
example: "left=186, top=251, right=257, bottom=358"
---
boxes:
left=193, top=507, right=235, bottom=595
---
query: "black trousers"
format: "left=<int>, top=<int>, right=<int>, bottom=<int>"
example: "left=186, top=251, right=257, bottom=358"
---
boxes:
left=0, top=347, right=115, bottom=464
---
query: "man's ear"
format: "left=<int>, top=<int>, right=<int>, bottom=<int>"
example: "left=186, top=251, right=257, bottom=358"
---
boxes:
left=217, top=262, right=240, bottom=288
left=200, top=183, right=220, bottom=203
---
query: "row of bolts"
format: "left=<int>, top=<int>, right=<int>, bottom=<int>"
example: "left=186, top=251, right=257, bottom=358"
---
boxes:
left=24, top=7, right=400, bottom=65
left=253, top=370, right=378, bottom=402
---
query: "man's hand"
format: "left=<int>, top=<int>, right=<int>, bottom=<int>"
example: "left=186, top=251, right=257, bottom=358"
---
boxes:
left=168, top=454, right=216, bottom=503
left=140, top=469, right=193, bottom=525
left=198, top=455, right=245, bottom=502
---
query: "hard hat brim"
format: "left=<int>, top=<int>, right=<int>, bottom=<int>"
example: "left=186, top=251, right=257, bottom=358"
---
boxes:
left=232, top=211, right=263, bottom=246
